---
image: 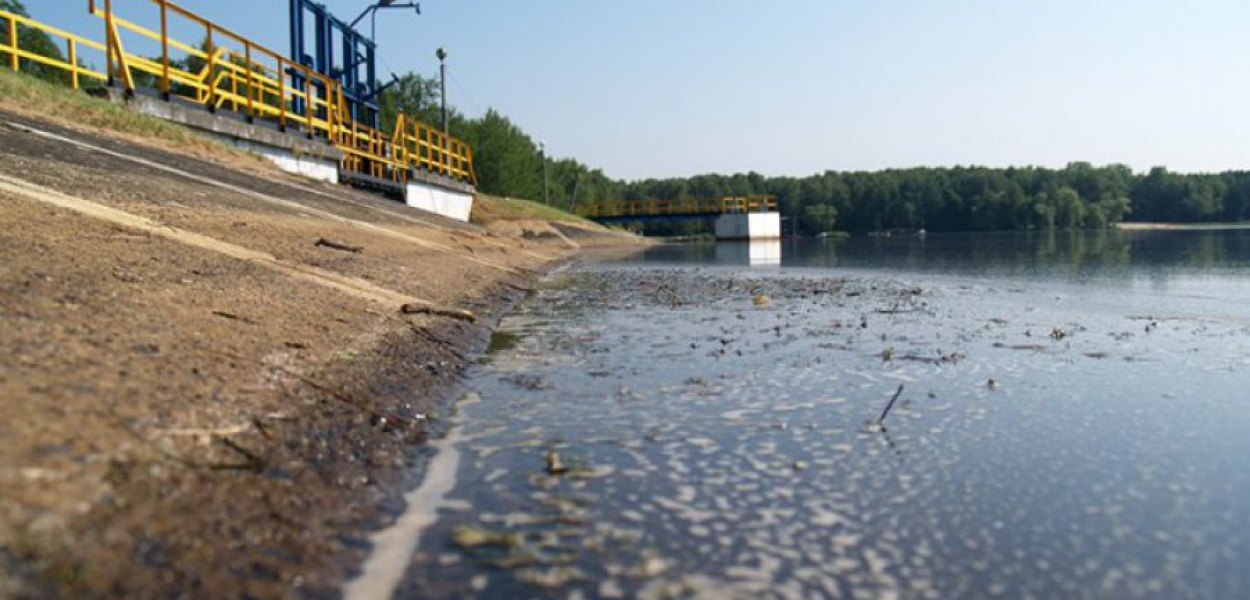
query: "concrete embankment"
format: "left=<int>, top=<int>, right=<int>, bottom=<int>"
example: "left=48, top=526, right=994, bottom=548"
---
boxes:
left=0, top=107, right=644, bottom=598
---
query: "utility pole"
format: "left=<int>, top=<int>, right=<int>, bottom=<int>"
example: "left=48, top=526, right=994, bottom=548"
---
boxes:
left=569, top=171, right=582, bottom=215
left=539, top=141, right=550, bottom=205
left=436, top=47, right=448, bottom=137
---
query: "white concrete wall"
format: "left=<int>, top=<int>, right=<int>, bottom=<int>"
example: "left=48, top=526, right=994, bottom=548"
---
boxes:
left=405, top=181, right=475, bottom=222
left=714, top=212, right=782, bottom=240
left=242, top=142, right=339, bottom=184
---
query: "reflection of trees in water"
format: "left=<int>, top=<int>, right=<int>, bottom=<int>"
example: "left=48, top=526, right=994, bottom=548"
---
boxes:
left=1129, top=230, right=1249, bottom=291
left=1132, top=230, right=1250, bottom=270
left=611, top=231, right=1250, bottom=289
left=773, top=231, right=1250, bottom=285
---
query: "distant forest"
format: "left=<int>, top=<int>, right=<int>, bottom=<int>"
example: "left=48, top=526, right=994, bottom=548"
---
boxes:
left=380, top=71, right=1249, bottom=236
left=5, top=1, right=1244, bottom=238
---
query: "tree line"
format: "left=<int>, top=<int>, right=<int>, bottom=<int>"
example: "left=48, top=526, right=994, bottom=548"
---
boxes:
left=379, top=74, right=1249, bottom=236
left=5, top=8, right=1245, bottom=237
left=1, top=0, right=74, bottom=85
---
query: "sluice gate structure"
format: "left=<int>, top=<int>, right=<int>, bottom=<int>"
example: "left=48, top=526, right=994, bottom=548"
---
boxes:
left=1, top=0, right=476, bottom=221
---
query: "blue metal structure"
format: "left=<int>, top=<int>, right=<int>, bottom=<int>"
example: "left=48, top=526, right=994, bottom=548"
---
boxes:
left=289, top=0, right=379, bottom=127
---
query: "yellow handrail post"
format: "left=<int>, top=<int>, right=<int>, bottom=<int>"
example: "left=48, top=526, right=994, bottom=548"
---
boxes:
left=244, top=43, right=254, bottom=119
left=329, top=81, right=340, bottom=141
left=445, top=131, right=455, bottom=176
left=102, top=0, right=133, bottom=89
left=303, top=70, right=314, bottom=137
left=444, top=135, right=452, bottom=177
left=103, top=0, right=112, bottom=83
left=277, top=58, right=286, bottom=130
left=68, top=39, right=78, bottom=89
left=8, top=16, right=18, bottom=71
left=204, top=27, right=215, bottom=107
left=430, top=129, right=438, bottom=173
left=159, top=0, right=170, bottom=96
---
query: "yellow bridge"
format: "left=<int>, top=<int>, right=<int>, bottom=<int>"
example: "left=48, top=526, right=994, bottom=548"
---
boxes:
left=577, top=195, right=778, bottom=222
left=1, top=0, right=473, bottom=187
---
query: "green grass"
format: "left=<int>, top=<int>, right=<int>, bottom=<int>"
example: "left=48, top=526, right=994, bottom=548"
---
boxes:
left=471, top=193, right=600, bottom=226
left=0, top=68, right=240, bottom=158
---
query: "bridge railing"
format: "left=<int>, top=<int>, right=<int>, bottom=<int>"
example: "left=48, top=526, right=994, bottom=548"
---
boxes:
left=581, top=194, right=778, bottom=219
left=1, top=9, right=108, bottom=90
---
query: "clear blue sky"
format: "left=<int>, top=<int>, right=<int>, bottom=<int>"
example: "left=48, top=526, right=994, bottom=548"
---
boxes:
left=31, top=0, right=1250, bottom=180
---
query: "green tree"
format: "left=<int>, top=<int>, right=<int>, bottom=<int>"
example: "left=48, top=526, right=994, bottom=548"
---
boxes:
left=803, top=203, right=838, bottom=234
left=464, top=109, right=542, bottom=200
left=0, top=0, right=69, bottom=85
left=377, top=72, right=442, bottom=133
left=1053, top=186, right=1086, bottom=229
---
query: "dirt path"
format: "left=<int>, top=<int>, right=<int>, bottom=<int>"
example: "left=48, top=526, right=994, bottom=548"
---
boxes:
left=0, top=109, right=637, bottom=598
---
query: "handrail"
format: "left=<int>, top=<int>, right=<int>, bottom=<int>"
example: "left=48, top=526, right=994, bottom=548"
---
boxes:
left=0, top=9, right=107, bottom=90
left=88, top=0, right=342, bottom=142
left=91, top=0, right=475, bottom=185
left=5, top=2, right=476, bottom=187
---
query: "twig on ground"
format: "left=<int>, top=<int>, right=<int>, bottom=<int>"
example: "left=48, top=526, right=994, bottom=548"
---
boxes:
left=216, top=437, right=267, bottom=472
left=212, top=310, right=256, bottom=324
left=401, top=303, right=478, bottom=323
left=314, top=237, right=364, bottom=253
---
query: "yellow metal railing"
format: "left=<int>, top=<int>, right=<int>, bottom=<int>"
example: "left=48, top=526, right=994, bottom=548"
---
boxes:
left=1, top=0, right=476, bottom=186
left=581, top=195, right=778, bottom=219
left=338, top=117, right=407, bottom=183
left=392, top=113, right=476, bottom=183
left=88, top=0, right=343, bottom=142
left=0, top=9, right=108, bottom=90
left=87, top=0, right=475, bottom=185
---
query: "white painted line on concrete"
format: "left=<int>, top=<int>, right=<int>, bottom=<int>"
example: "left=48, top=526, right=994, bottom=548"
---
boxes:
left=0, top=173, right=425, bottom=309
left=3, top=120, right=527, bottom=273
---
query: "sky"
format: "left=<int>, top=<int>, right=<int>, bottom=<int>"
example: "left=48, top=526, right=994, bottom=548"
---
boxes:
left=29, top=0, right=1250, bottom=181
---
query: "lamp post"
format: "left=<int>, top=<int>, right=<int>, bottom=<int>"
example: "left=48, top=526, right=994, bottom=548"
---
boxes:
left=436, top=47, right=448, bottom=137
left=539, top=141, right=550, bottom=205
left=352, top=0, right=421, bottom=39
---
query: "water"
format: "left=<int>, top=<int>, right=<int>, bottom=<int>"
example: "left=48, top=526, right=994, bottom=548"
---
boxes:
left=380, top=230, right=1250, bottom=600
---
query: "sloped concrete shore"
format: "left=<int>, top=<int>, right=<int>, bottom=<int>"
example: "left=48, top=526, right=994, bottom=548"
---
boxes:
left=0, top=109, right=643, bottom=599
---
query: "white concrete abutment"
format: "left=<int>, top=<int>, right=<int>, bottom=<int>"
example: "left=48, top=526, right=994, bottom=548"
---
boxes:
left=714, top=212, right=782, bottom=240
left=404, top=181, right=474, bottom=222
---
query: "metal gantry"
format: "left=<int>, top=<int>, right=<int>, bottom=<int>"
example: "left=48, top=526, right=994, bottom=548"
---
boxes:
left=289, top=0, right=379, bottom=128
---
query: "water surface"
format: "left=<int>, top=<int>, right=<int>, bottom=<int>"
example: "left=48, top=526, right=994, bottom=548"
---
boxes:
left=389, top=230, right=1250, bottom=599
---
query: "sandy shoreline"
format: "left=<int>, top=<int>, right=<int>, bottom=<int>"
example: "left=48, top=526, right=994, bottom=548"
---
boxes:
left=0, top=109, right=644, bottom=598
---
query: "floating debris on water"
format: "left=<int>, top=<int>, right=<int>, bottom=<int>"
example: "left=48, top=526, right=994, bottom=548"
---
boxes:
left=545, top=450, right=569, bottom=476
left=395, top=264, right=1250, bottom=600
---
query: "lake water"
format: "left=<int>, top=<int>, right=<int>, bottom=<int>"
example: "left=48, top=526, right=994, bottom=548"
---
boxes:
left=374, top=230, right=1250, bottom=600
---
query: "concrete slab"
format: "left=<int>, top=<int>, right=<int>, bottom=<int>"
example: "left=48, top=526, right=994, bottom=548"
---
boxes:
left=714, top=212, right=781, bottom=240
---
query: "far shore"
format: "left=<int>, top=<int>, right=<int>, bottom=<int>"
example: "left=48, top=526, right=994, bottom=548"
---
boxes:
left=1117, top=221, right=1250, bottom=231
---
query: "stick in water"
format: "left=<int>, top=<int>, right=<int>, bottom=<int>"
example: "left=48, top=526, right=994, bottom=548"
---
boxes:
left=877, top=384, right=905, bottom=426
